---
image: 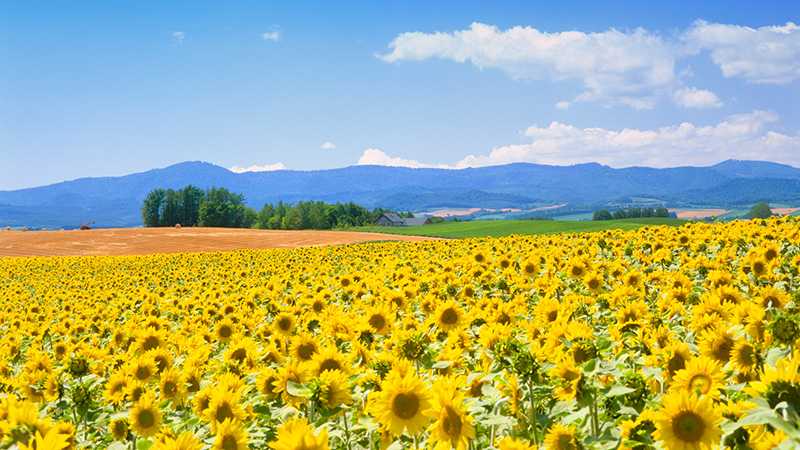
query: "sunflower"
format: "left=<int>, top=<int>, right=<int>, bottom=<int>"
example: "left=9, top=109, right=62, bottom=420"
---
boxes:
left=153, top=431, right=203, bottom=450
left=274, top=360, right=309, bottom=405
left=159, top=367, right=185, bottom=403
left=433, top=300, right=464, bottom=332
left=730, top=339, right=760, bottom=376
left=269, top=417, right=329, bottom=450
left=549, top=358, right=582, bottom=402
left=205, top=389, right=246, bottom=430
left=273, top=312, right=296, bottom=337
left=311, top=345, right=350, bottom=376
left=18, top=427, right=70, bottom=450
left=698, top=327, right=734, bottom=364
left=746, top=353, right=800, bottom=410
left=317, top=369, right=352, bottom=409
left=130, top=355, right=157, bottom=383
left=426, top=377, right=474, bottom=450
left=497, top=437, right=536, bottom=450
left=256, top=367, right=279, bottom=399
left=109, top=417, right=130, bottom=441
left=290, top=333, right=319, bottom=362
left=654, top=392, right=722, bottom=450
left=212, top=419, right=248, bottom=450
left=543, top=423, right=579, bottom=450
left=364, top=304, right=393, bottom=335
left=368, top=370, right=433, bottom=436
left=670, top=357, right=724, bottom=399
left=129, top=392, right=161, bottom=437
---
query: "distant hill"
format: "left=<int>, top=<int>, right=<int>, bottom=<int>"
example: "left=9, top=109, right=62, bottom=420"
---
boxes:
left=1, top=159, right=799, bottom=228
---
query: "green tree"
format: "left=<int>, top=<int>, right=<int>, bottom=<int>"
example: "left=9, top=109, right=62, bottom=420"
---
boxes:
left=141, top=189, right=166, bottom=227
left=593, top=210, right=613, bottom=221
left=160, top=189, right=181, bottom=226
left=747, top=202, right=773, bottom=219
left=198, top=188, right=249, bottom=227
left=179, top=185, right=205, bottom=226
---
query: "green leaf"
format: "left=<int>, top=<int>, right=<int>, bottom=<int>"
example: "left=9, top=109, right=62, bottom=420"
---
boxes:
left=286, top=381, right=312, bottom=398
left=606, top=385, right=635, bottom=397
left=137, top=439, right=154, bottom=450
left=563, top=406, right=590, bottom=424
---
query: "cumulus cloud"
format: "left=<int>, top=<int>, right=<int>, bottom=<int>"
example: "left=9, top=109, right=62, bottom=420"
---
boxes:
left=380, top=20, right=800, bottom=108
left=380, top=22, right=678, bottom=109
left=229, top=163, right=287, bottom=173
left=684, top=21, right=800, bottom=84
left=320, top=141, right=336, bottom=150
left=672, top=87, right=723, bottom=109
left=262, top=31, right=281, bottom=42
left=357, top=111, right=800, bottom=169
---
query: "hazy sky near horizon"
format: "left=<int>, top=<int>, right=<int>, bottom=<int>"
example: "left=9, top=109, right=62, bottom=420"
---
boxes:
left=2, top=1, right=800, bottom=189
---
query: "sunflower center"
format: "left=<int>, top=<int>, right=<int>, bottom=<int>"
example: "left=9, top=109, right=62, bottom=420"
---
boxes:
left=218, top=325, right=233, bottom=339
left=215, top=403, right=234, bottom=423
left=672, top=411, right=706, bottom=442
left=163, top=381, right=177, bottom=396
left=369, top=314, right=386, bottom=331
left=711, top=337, right=734, bottom=362
left=135, top=366, right=151, bottom=381
left=440, top=308, right=459, bottom=325
left=319, top=359, right=341, bottom=373
left=297, top=343, right=317, bottom=360
left=222, top=435, right=238, bottom=450
left=557, top=434, right=577, bottom=450
left=142, top=335, right=160, bottom=351
left=442, top=406, right=462, bottom=438
left=277, top=317, right=292, bottom=332
left=392, top=392, right=420, bottom=420
left=689, top=374, right=711, bottom=394
left=231, top=348, right=247, bottom=362
left=137, top=410, right=155, bottom=429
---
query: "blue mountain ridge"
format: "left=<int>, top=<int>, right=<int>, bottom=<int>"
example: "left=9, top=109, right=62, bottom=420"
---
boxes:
left=1, top=159, right=798, bottom=228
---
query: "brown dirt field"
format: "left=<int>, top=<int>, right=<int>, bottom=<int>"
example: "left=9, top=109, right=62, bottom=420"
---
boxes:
left=0, top=227, right=436, bottom=257
left=670, top=208, right=729, bottom=219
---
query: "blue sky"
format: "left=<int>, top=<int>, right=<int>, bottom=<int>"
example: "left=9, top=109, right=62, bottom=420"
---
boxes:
left=2, top=0, right=799, bottom=189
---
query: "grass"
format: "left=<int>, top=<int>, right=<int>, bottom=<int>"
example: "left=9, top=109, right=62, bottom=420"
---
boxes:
left=354, top=217, right=686, bottom=239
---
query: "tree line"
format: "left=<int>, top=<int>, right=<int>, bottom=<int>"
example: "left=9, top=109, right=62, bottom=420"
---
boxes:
left=142, top=186, right=255, bottom=228
left=141, top=186, right=390, bottom=229
left=593, top=207, right=671, bottom=221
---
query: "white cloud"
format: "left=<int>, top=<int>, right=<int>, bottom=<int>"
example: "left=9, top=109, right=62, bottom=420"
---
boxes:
left=262, top=31, right=281, bottom=42
left=320, top=141, right=336, bottom=150
left=672, top=87, right=723, bottom=109
left=172, top=31, right=185, bottom=44
left=380, top=22, right=678, bottom=108
left=555, top=101, right=571, bottom=110
left=357, top=111, right=800, bottom=169
left=684, top=21, right=800, bottom=84
left=380, top=20, right=800, bottom=108
left=229, top=162, right=287, bottom=173
left=357, top=148, right=453, bottom=169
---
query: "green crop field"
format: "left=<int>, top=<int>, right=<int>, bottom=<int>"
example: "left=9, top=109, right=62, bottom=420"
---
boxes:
left=354, top=217, right=686, bottom=238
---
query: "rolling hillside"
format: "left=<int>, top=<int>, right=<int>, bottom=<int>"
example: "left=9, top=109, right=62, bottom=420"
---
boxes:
left=1, top=159, right=799, bottom=228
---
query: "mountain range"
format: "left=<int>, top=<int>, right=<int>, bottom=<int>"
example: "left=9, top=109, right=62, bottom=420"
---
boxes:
left=2, top=159, right=800, bottom=228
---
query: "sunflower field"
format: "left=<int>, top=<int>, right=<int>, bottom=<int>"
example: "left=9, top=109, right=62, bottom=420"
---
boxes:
left=1, top=219, right=800, bottom=450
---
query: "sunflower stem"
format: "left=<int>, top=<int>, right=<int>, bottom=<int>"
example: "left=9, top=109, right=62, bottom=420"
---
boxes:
left=527, top=380, right=538, bottom=446
left=341, top=412, right=352, bottom=450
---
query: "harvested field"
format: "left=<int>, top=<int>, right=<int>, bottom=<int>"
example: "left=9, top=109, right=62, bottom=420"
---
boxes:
left=670, top=208, right=728, bottom=219
left=0, top=227, right=435, bottom=257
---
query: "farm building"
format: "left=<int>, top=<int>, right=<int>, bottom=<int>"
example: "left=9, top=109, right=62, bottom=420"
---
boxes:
left=375, top=212, right=430, bottom=226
